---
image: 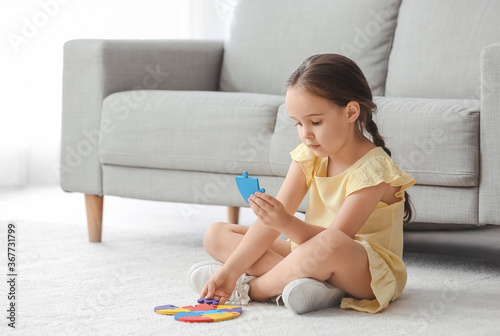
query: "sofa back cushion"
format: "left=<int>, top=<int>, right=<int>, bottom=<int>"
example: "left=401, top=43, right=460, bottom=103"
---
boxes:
left=220, top=0, right=402, bottom=96
left=385, top=0, right=500, bottom=99
left=99, top=90, right=285, bottom=176
left=374, top=97, right=480, bottom=187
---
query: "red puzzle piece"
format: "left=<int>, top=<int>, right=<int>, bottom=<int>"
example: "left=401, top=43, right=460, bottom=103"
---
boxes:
left=181, top=304, right=217, bottom=311
left=177, top=315, right=214, bottom=323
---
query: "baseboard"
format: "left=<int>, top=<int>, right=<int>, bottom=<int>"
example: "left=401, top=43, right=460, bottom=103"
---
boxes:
left=403, top=224, right=500, bottom=261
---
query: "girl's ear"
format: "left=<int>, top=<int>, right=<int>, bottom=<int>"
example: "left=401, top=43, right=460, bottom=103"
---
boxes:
left=346, top=101, right=360, bottom=123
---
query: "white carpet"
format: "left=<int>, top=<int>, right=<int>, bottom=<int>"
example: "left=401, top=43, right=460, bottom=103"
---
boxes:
left=1, top=220, right=499, bottom=336
left=1, top=187, right=500, bottom=336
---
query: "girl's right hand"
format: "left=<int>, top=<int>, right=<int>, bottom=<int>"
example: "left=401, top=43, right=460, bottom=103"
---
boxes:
left=200, top=267, right=239, bottom=305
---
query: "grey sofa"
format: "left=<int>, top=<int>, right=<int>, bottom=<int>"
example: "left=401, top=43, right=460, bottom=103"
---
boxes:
left=60, top=0, right=500, bottom=254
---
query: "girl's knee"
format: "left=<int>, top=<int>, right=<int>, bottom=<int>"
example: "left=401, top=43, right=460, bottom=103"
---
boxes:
left=203, top=221, right=230, bottom=254
left=293, top=230, right=352, bottom=279
left=315, top=229, right=350, bottom=255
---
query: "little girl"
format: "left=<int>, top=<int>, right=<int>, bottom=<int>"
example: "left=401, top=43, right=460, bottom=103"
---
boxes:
left=187, top=54, right=415, bottom=314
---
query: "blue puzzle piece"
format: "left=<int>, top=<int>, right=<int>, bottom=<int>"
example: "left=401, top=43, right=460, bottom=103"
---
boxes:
left=235, top=171, right=265, bottom=203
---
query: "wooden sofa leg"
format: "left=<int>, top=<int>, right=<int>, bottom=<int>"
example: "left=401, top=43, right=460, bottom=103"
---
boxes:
left=85, top=194, right=103, bottom=242
left=228, top=206, right=240, bottom=224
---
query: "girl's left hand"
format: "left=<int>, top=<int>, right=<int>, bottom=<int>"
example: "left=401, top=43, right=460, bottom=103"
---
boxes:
left=249, top=192, right=291, bottom=230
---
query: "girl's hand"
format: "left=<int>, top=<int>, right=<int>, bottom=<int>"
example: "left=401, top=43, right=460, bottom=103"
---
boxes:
left=249, top=192, right=291, bottom=230
left=200, top=267, right=239, bottom=305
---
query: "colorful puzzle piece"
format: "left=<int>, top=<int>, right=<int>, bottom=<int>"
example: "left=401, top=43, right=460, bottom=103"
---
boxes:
left=154, top=299, right=243, bottom=323
left=175, top=309, right=240, bottom=323
left=154, top=303, right=216, bottom=315
left=197, top=298, right=220, bottom=305
left=154, top=304, right=191, bottom=315
left=235, top=171, right=265, bottom=203
left=182, top=303, right=217, bottom=311
left=216, top=305, right=243, bottom=313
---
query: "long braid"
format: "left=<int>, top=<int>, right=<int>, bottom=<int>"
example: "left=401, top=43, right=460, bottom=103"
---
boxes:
left=365, top=114, right=391, bottom=157
left=364, top=115, right=414, bottom=224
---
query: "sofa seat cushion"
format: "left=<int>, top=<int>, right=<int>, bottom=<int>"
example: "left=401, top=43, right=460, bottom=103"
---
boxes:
left=220, top=0, right=402, bottom=96
left=374, top=97, right=480, bottom=187
left=99, top=90, right=284, bottom=175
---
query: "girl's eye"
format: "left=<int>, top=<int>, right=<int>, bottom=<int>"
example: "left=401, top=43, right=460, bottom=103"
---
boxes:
left=294, top=121, right=320, bottom=126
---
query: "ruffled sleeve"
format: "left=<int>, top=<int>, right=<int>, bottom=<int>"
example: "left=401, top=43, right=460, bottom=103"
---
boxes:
left=290, top=143, right=319, bottom=188
left=345, top=156, right=415, bottom=199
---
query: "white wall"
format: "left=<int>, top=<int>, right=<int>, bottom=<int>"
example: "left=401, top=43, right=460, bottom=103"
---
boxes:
left=0, top=0, right=236, bottom=186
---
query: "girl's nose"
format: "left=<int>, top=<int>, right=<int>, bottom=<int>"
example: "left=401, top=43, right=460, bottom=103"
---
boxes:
left=302, top=127, right=314, bottom=140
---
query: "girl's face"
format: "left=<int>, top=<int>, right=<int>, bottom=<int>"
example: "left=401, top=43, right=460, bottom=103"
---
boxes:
left=286, top=87, right=359, bottom=158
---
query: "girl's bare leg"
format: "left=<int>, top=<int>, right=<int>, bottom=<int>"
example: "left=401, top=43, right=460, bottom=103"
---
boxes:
left=248, top=228, right=376, bottom=301
left=203, top=222, right=291, bottom=277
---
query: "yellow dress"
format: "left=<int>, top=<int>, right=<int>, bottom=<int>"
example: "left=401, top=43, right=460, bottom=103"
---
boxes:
left=289, top=143, right=416, bottom=313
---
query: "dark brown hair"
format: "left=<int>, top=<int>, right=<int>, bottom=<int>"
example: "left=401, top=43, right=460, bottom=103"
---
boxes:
left=286, top=53, right=413, bottom=223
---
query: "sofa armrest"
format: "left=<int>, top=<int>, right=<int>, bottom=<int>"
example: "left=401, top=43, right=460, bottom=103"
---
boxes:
left=479, top=43, right=500, bottom=225
left=60, top=39, right=224, bottom=195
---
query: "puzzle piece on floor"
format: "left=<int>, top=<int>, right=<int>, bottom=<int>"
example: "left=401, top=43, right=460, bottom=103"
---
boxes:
left=154, top=298, right=242, bottom=323
left=175, top=309, right=240, bottom=323
left=154, top=304, right=191, bottom=315
left=197, top=298, right=220, bottom=305
left=183, top=303, right=218, bottom=311
left=216, top=305, right=243, bottom=313
left=235, top=171, right=265, bottom=203
left=154, top=303, right=216, bottom=315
